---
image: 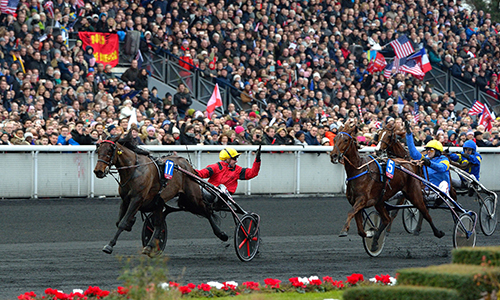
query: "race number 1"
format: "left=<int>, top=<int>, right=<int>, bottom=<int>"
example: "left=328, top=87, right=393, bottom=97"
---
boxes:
left=164, top=160, right=174, bottom=180
left=386, top=159, right=395, bottom=179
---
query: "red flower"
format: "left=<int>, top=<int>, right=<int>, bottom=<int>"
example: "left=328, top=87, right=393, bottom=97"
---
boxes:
left=179, top=285, right=192, bottom=294
left=197, top=283, right=212, bottom=292
left=169, top=281, right=179, bottom=287
left=289, top=277, right=306, bottom=288
left=242, top=281, right=260, bottom=291
left=309, top=279, right=322, bottom=286
left=117, top=286, right=129, bottom=295
left=17, top=291, right=36, bottom=300
left=346, top=273, right=364, bottom=285
left=322, top=276, right=334, bottom=284
left=222, top=282, right=237, bottom=291
left=264, top=278, right=281, bottom=289
left=375, top=274, right=391, bottom=285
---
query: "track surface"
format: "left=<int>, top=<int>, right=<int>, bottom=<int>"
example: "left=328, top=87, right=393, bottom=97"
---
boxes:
left=0, top=195, right=498, bottom=299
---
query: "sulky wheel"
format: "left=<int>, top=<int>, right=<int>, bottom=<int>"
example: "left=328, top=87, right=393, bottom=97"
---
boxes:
left=453, top=213, right=476, bottom=248
left=402, top=200, right=421, bottom=234
left=141, top=214, right=168, bottom=253
left=479, top=195, right=498, bottom=236
left=362, top=211, right=387, bottom=257
left=234, top=213, right=260, bottom=262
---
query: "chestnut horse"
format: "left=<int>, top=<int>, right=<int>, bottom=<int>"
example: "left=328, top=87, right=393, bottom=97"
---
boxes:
left=329, top=121, right=445, bottom=244
left=93, top=130, right=228, bottom=256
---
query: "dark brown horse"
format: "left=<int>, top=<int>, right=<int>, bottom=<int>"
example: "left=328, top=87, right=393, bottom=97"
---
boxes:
left=374, top=121, right=410, bottom=160
left=93, top=130, right=227, bottom=256
left=375, top=122, right=457, bottom=202
left=329, top=121, right=445, bottom=243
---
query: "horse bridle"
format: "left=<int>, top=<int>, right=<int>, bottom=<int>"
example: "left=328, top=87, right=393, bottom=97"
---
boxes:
left=96, top=140, right=119, bottom=167
left=333, top=131, right=354, bottom=162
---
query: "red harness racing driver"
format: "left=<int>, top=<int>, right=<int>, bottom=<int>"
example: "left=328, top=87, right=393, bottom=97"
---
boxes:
left=195, top=146, right=261, bottom=207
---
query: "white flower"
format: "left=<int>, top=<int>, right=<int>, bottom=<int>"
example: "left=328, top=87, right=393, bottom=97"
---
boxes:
left=207, top=281, right=224, bottom=289
left=298, top=277, right=309, bottom=284
left=224, top=281, right=239, bottom=287
left=369, top=277, right=377, bottom=283
left=159, top=282, right=170, bottom=290
left=72, top=289, right=84, bottom=294
left=308, top=276, right=319, bottom=283
left=388, top=277, right=397, bottom=286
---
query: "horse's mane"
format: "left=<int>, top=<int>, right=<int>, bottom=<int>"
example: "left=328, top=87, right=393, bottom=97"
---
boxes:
left=118, top=133, right=152, bottom=156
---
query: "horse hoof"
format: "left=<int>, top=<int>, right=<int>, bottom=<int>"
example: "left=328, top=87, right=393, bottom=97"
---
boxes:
left=339, top=231, right=348, bottom=237
left=413, top=230, right=420, bottom=236
left=219, top=232, right=229, bottom=242
left=435, top=231, right=445, bottom=239
left=102, top=245, right=113, bottom=254
left=142, top=246, right=152, bottom=256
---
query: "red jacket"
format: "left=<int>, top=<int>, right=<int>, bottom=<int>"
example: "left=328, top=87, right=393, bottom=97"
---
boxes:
left=196, top=160, right=261, bottom=194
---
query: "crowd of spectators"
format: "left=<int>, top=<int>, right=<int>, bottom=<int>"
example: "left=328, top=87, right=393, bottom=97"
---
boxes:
left=1, top=0, right=500, bottom=150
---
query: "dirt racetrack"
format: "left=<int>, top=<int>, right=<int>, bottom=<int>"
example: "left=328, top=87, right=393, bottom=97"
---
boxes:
left=0, top=194, right=498, bottom=299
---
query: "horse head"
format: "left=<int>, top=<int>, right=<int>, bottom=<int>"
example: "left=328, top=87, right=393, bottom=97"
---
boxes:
left=330, top=121, right=357, bottom=164
left=375, top=121, right=407, bottom=158
left=94, top=135, right=121, bottom=178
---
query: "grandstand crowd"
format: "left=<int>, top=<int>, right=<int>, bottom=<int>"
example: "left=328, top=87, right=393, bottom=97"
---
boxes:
left=1, top=0, right=500, bottom=149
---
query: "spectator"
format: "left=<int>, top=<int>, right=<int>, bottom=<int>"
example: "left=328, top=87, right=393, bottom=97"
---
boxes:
left=57, top=126, right=79, bottom=145
left=173, top=83, right=192, bottom=119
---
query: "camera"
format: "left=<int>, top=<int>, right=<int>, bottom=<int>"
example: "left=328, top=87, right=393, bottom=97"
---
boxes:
left=256, top=134, right=261, bottom=139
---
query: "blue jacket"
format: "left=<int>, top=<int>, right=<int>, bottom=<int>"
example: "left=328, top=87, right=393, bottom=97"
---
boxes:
left=406, top=133, right=450, bottom=187
left=449, top=151, right=481, bottom=180
left=57, top=135, right=80, bottom=145
left=304, top=132, right=320, bottom=145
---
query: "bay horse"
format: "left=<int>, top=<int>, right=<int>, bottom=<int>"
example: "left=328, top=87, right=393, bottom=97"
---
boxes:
left=375, top=122, right=457, bottom=201
left=329, top=121, right=445, bottom=245
left=93, top=128, right=228, bottom=256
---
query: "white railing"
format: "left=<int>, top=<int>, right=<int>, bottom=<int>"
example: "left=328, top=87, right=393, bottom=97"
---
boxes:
left=1, top=145, right=499, bottom=199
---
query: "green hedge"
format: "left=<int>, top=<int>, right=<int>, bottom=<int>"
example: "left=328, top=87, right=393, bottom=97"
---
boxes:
left=343, top=285, right=459, bottom=300
left=397, top=264, right=500, bottom=300
left=452, top=246, right=500, bottom=266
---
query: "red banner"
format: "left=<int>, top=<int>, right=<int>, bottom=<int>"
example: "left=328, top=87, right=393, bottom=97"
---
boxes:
left=78, top=32, right=119, bottom=67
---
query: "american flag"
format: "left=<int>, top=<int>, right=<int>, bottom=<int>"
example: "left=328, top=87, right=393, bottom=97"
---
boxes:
left=393, top=57, right=400, bottom=74
left=383, top=61, right=393, bottom=79
left=1, top=0, right=19, bottom=14
left=43, top=0, right=54, bottom=19
left=399, top=58, right=425, bottom=78
left=468, top=100, right=485, bottom=116
left=389, top=35, right=414, bottom=58
left=75, top=0, right=84, bottom=8
left=413, top=102, right=420, bottom=123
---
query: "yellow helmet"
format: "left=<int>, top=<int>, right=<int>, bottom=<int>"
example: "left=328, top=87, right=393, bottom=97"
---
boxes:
left=425, top=140, right=444, bottom=152
left=219, top=147, right=240, bottom=161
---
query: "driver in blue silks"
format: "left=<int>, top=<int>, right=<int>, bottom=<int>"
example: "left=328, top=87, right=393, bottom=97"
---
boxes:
left=404, top=121, right=451, bottom=194
left=447, top=140, right=482, bottom=189
left=403, top=121, right=452, bottom=235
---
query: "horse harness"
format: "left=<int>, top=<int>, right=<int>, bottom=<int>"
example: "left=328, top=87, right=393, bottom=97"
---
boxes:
left=335, top=132, right=384, bottom=183
left=97, top=140, right=160, bottom=188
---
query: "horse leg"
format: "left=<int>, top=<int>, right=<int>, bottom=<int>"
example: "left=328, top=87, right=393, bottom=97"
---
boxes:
left=207, top=213, right=229, bottom=242
left=386, top=191, right=405, bottom=234
left=340, top=199, right=368, bottom=237
left=103, top=198, right=142, bottom=254
left=142, top=208, right=164, bottom=257
left=408, top=187, right=445, bottom=239
left=370, top=204, right=391, bottom=251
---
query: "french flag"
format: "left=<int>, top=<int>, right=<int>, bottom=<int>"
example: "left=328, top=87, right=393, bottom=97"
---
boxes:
left=408, top=48, right=432, bottom=73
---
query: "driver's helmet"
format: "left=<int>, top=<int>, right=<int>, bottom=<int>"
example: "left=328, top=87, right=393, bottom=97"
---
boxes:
left=219, top=147, right=240, bottom=161
left=425, top=140, right=444, bottom=152
left=463, top=140, right=477, bottom=152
